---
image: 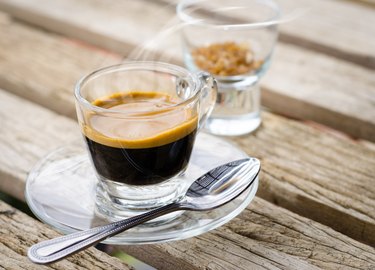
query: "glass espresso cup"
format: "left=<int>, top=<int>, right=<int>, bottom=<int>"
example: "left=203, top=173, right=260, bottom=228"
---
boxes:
left=75, top=62, right=217, bottom=220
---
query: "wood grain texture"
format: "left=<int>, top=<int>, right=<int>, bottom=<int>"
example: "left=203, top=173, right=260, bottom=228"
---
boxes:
left=121, top=199, right=375, bottom=270
left=160, top=0, right=375, bottom=69
left=0, top=2, right=374, bottom=141
left=0, top=12, right=120, bottom=118
left=233, top=113, right=375, bottom=246
left=276, top=0, right=375, bottom=69
left=0, top=200, right=131, bottom=269
left=0, top=12, right=374, bottom=245
left=4, top=0, right=375, bottom=67
left=0, top=90, right=374, bottom=269
left=0, top=0, right=174, bottom=59
left=262, top=42, right=375, bottom=141
left=0, top=88, right=80, bottom=200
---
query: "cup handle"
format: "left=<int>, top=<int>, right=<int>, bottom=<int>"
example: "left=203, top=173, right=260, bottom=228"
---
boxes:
left=196, top=71, right=217, bottom=129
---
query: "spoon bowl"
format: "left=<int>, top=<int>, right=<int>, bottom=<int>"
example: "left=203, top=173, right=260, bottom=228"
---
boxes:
left=28, top=157, right=260, bottom=264
left=183, top=158, right=260, bottom=210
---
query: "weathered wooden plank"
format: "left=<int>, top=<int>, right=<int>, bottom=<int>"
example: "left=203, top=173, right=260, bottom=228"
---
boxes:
left=0, top=3, right=374, bottom=142
left=0, top=13, right=120, bottom=118
left=1, top=90, right=375, bottom=270
left=277, top=0, right=375, bottom=69
left=0, top=0, right=170, bottom=59
left=0, top=201, right=131, bottom=269
left=3, top=0, right=375, bottom=69
left=0, top=11, right=374, bottom=245
left=0, top=90, right=79, bottom=200
left=160, top=0, right=375, bottom=69
left=234, top=112, right=375, bottom=246
left=262, top=42, right=375, bottom=142
left=121, top=199, right=375, bottom=270
left=4, top=0, right=375, bottom=69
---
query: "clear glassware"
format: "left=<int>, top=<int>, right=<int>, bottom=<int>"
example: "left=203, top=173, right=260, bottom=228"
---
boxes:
left=25, top=133, right=259, bottom=244
left=177, top=0, right=280, bottom=135
left=74, top=61, right=217, bottom=220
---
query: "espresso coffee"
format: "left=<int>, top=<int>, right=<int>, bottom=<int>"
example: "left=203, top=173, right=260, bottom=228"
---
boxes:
left=83, top=91, right=198, bottom=186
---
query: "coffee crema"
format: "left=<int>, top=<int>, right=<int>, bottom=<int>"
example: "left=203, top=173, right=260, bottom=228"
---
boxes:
left=83, top=91, right=198, bottom=186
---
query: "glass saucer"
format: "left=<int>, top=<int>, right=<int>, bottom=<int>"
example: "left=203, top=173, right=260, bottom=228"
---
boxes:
left=25, top=133, right=258, bottom=245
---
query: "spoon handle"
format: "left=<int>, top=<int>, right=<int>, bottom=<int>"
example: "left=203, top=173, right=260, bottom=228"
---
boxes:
left=28, top=202, right=182, bottom=264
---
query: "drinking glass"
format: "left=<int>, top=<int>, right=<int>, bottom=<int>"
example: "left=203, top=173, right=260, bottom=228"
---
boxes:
left=177, top=0, right=279, bottom=135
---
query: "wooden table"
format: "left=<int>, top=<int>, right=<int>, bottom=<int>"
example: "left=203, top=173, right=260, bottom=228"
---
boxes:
left=0, top=0, right=374, bottom=269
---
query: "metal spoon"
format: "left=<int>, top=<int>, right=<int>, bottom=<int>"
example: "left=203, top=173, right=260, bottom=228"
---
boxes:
left=28, top=157, right=260, bottom=264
